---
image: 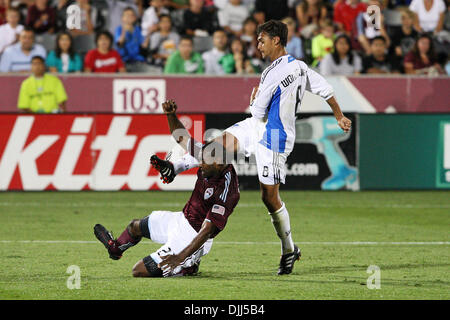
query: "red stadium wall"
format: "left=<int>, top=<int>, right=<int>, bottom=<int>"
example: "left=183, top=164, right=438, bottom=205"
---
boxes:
left=0, top=75, right=449, bottom=113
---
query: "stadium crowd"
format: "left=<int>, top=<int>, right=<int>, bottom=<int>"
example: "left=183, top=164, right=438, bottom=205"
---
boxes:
left=0, top=0, right=449, bottom=76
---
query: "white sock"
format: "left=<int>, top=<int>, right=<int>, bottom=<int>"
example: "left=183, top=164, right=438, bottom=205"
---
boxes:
left=269, top=203, right=295, bottom=255
left=173, top=153, right=200, bottom=175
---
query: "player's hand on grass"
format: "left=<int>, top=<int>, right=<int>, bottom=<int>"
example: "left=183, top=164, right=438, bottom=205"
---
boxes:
left=338, top=116, right=352, bottom=133
left=162, top=99, right=177, bottom=115
left=158, top=254, right=183, bottom=273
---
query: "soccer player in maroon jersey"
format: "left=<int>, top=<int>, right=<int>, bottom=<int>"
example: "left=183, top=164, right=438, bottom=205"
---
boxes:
left=94, top=101, right=239, bottom=277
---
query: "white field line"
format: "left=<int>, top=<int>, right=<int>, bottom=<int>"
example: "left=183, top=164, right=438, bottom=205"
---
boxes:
left=0, top=202, right=449, bottom=209
left=0, top=240, right=448, bottom=245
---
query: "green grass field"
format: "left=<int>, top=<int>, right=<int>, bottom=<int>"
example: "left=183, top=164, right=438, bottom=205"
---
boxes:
left=0, top=191, right=448, bottom=300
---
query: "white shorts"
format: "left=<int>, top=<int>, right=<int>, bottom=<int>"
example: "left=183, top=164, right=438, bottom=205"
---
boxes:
left=146, top=211, right=213, bottom=276
left=225, top=117, right=288, bottom=185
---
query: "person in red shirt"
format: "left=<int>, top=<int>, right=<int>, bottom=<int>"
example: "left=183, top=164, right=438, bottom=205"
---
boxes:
left=84, top=31, right=126, bottom=73
left=94, top=100, right=240, bottom=278
left=333, top=0, right=367, bottom=35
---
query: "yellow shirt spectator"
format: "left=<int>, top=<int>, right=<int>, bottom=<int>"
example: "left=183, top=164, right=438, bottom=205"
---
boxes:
left=18, top=73, right=67, bottom=113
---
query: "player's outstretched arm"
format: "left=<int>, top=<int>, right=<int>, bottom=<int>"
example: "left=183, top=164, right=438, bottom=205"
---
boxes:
left=162, top=99, right=191, bottom=151
left=326, top=96, right=352, bottom=133
left=158, top=220, right=217, bottom=273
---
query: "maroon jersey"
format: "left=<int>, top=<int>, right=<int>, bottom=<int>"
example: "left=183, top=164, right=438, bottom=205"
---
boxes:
left=183, top=165, right=239, bottom=238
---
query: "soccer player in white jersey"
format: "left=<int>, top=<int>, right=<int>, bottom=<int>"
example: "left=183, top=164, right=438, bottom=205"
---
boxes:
left=154, top=20, right=352, bottom=275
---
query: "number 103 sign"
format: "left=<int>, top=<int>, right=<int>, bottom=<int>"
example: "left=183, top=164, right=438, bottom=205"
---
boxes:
left=113, top=79, right=166, bottom=113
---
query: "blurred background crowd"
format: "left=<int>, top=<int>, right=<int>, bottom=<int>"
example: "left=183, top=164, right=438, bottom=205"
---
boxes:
left=0, top=0, right=449, bottom=76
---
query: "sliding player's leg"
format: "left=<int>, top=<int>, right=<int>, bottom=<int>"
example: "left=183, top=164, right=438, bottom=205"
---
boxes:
left=256, top=144, right=301, bottom=275
left=133, top=211, right=213, bottom=278
left=94, top=219, right=144, bottom=260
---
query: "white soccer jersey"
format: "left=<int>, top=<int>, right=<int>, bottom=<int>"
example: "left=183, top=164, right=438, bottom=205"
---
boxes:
left=250, top=54, right=334, bottom=154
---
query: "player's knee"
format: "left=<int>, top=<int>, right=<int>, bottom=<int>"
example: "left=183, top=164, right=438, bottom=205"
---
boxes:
left=261, top=191, right=281, bottom=213
left=133, top=256, right=163, bottom=278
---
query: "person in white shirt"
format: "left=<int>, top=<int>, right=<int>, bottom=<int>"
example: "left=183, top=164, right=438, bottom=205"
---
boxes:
left=141, top=0, right=170, bottom=37
left=217, top=0, right=249, bottom=37
left=0, top=7, right=24, bottom=54
left=153, top=20, right=352, bottom=276
left=202, top=29, right=229, bottom=74
left=409, top=0, right=446, bottom=33
left=0, top=28, right=46, bottom=72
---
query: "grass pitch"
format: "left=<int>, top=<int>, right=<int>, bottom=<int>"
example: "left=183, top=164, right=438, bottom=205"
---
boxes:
left=0, top=190, right=448, bottom=300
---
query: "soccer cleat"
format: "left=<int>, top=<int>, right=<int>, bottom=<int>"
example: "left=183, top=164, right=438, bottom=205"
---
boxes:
left=167, top=262, right=201, bottom=278
left=277, top=245, right=301, bottom=275
left=93, top=224, right=122, bottom=260
left=150, top=155, right=176, bottom=184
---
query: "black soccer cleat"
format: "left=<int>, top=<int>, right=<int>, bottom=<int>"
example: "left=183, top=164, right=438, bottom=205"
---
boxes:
left=277, top=245, right=301, bottom=275
left=94, top=224, right=122, bottom=260
left=150, top=155, right=176, bottom=184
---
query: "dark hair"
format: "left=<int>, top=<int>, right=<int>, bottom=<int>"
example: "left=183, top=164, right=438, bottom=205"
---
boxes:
left=411, top=33, right=436, bottom=64
left=55, top=31, right=75, bottom=58
left=6, top=7, right=20, bottom=14
left=214, top=28, right=227, bottom=36
left=331, top=34, right=354, bottom=65
left=122, top=6, right=137, bottom=15
left=159, top=14, right=171, bottom=21
left=22, top=26, right=35, bottom=34
left=370, top=36, right=386, bottom=44
left=31, top=55, right=45, bottom=64
left=180, top=35, right=193, bottom=43
left=95, top=31, right=113, bottom=50
left=243, top=16, right=257, bottom=26
left=256, top=20, right=288, bottom=47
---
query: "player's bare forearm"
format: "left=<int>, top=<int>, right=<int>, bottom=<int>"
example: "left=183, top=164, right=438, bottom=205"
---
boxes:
left=326, top=96, right=352, bottom=132
left=177, top=220, right=216, bottom=261
left=163, top=100, right=190, bottom=150
left=158, top=220, right=216, bottom=270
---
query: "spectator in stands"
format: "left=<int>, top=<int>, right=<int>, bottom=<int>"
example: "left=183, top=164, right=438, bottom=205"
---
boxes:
left=320, top=34, right=362, bottom=75
left=202, top=29, right=229, bottom=74
left=362, top=36, right=401, bottom=74
left=219, top=37, right=255, bottom=73
left=282, top=17, right=303, bottom=60
left=356, top=0, right=390, bottom=55
left=240, top=16, right=260, bottom=60
left=333, top=0, right=367, bottom=35
left=46, top=31, right=82, bottom=73
left=0, top=0, right=9, bottom=25
left=253, top=0, right=289, bottom=24
left=149, top=14, right=180, bottom=67
left=183, top=0, right=216, bottom=36
left=311, top=19, right=334, bottom=67
left=18, top=55, right=67, bottom=113
left=218, top=0, right=249, bottom=38
left=106, top=0, right=139, bottom=36
left=84, top=30, right=126, bottom=73
left=55, top=0, right=74, bottom=32
left=296, top=0, right=328, bottom=39
left=404, top=33, right=444, bottom=74
left=409, top=0, right=446, bottom=33
left=0, top=27, right=46, bottom=72
left=0, top=7, right=24, bottom=54
left=389, top=8, right=418, bottom=58
left=26, top=0, right=56, bottom=34
left=141, top=0, right=170, bottom=38
left=115, top=7, right=150, bottom=70
left=164, top=35, right=204, bottom=73
left=70, top=0, right=96, bottom=36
